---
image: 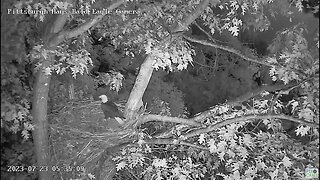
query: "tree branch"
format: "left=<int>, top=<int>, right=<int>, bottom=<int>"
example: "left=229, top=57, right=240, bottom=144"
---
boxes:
left=226, top=83, right=297, bottom=106
left=183, top=35, right=273, bottom=67
left=180, top=141, right=208, bottom=151
left=172, top=0, right=211, bottom=33
left=144, top=138, right=208, bottom=151
left=49, top=0, right=126, bottom=47
left=194, top=21, right=218, bottom=43
left=185, top=114, right=319, bottom=138
left=139, top=114, right=202, bottom=127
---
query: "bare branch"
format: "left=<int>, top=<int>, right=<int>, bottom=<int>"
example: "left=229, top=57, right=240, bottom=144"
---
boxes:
left=66, top=0, right=126, bottom=38
left=183, top=35, right=273, bottom=67
left=194, top=21, right=227, bottom=44
left=226, top=83, right=297, bottom=106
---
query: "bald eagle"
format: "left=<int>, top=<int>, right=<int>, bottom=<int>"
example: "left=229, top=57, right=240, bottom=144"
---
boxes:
left=99, top=95, right=124, bottom=127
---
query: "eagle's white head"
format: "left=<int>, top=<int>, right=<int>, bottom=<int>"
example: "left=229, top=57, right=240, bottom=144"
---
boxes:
left=99, top=95, right=108, bottom=103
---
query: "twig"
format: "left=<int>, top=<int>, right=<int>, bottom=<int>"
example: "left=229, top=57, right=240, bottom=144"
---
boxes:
left=194, top=21, right=216, bottom=43
left=193, top=60, right=216, bottom=69
left=71, top=140, right=93, bottom=160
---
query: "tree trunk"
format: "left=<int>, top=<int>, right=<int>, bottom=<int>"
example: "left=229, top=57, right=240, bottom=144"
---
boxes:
left=32, top=59, right=53, bottom=179
left=32, top=13, right=69, bottom=180
left=31, top=1, right=126, bottom=178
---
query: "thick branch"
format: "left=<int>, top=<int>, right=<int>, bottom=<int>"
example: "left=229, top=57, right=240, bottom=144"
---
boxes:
left=139, top=114, right=202, bottom=127
left=185, top=114, right=319, bottom=138
left=183, top=35, right=273, bottom=67
left=137, top=84, right=313, bottom=128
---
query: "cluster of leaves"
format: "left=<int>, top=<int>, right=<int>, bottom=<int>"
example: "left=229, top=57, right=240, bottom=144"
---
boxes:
left=201, top=0, right=314, bottom=37
left=95, top=0, right=204, bottom=70
left=1, top=0, right=39, bottom=140
left=93, top=71, right=125, bottom=93
left=3, top=1, right=318, bottom=180
left=112, top=87, right=318, bottom=179
left=30, top=38, right=93, bottom=78
left=1, top=99, right=34, bottom=140
left=111, top=24, right=318, bottom=179
left=267, top=26, right=319, bottom=130
left=147, top=37, right=195, bottom=71
left=1, top=2, right=40, bottom=179
left=113, top=142, right=208, bottom=180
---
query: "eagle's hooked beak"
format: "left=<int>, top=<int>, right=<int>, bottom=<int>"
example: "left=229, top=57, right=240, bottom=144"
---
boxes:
left=99, top=95, right=108, bottom=103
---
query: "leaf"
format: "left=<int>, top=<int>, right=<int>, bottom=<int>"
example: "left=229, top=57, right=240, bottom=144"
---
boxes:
left=88, top=173, right=95, bottom=179
left=269, top=168, right=279, bottom=180
left=116, top=161, right=127, bottom=171
left=152, top=158, right=167, bottom=168
left=21, top=129, right=30, bottom=140
left=243, top=134, right=254, bottom=149
left=43, top=67, right=52, bottom=75
left=229, top=26, right=239, bottom=36
left=298, top=108, right=314, bottom=121
left=208, top=139, right=217, bottom=153
left=295, top=125, right=310, bottom=136
left=282, top=156, right=292, bottom=167
left=232, top=170, right=241, bottom=180
left=198, top=134, right=205, bottom=144
left=138, top=139, right=145, bottom=146
left=289, top=100, right=299, bottom=113
left=178, top=174, right=187, bottom=180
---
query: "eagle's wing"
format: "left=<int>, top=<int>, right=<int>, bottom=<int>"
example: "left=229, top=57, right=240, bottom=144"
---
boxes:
left=101, top=101, right=124, bottom=119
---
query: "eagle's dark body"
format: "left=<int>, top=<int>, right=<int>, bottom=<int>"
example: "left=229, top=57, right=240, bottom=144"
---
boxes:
left=99, top=94, right=124, bottom=129
left=101, top=101, right=124, bottom=119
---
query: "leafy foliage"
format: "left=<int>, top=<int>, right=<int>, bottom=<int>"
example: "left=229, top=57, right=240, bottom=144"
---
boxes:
left=1, top=0, right=38, bottom=140
left=1, top=0, right=319, bottom=180
left=108, top=1, right=319, bottom=179
left=30, top=38, right=93, bottom=78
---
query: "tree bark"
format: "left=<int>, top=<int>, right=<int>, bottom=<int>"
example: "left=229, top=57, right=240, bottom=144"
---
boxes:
left=32, top=59, right=53, bottom=179
left=124, top=0, right=211, bottom=120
